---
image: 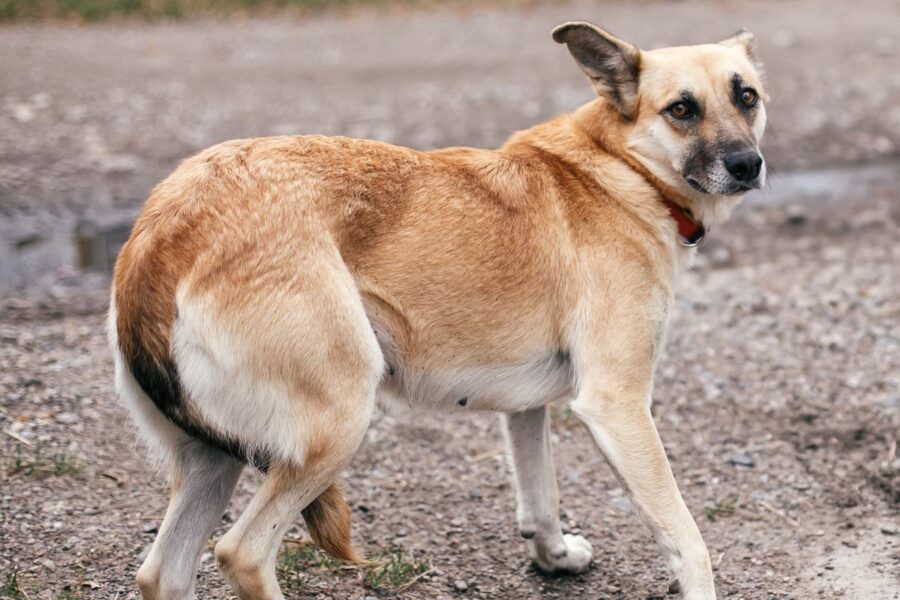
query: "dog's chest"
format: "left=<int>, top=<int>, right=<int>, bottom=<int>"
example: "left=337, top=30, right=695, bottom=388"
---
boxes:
left=376, top=351, right=574, bottom=414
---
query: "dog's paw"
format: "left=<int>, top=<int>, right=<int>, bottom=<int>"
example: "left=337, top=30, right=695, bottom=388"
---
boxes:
left=531, top=533, right=593, bottom=575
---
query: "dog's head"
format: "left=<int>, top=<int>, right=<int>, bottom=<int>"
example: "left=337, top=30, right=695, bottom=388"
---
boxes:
left=553, top=22, right=767, bottom=221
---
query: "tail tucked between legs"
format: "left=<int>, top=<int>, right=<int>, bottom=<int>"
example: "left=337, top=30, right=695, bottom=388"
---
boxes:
left=301, top=483, right=363, bottom=563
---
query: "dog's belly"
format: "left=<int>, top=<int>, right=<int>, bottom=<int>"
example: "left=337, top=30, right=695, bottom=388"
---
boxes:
left=376, top=351, right=574, bottom=413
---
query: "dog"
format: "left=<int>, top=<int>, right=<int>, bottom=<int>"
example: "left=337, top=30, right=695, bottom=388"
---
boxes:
left=109, top=21, right=766, bottom=600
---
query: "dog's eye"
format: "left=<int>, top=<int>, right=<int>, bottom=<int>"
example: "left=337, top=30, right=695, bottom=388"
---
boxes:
left=668, top=102, right=693, bottom=119
left=740, top=88, right=758, bottom=107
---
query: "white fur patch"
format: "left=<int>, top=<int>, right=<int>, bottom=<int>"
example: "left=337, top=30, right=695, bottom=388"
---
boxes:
left=108, top=296, right=187, bottom=470
left=378, top=352, right=574, bottom=415
left=171, top=290, right=314, bottom=467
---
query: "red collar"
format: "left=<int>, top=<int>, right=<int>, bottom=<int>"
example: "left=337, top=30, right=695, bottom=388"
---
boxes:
left=662, top=199, right=706, bottom=247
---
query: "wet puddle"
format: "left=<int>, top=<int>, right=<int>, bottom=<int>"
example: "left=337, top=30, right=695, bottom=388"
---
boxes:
left=0, top=222, right=132, bottom=289
left=0, top=162, right=896, bottom=290
left=745, top=161, right=898, bottom=205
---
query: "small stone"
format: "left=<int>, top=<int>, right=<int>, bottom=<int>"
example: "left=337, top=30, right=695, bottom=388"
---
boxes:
left=468, top=487, right=483, bottom=500
left=55, top=412, right=80, bottom=425
left=12, top=103, right=35, bottom=123
left=710, top=246, right=732, bottom=267
left=613, top=497, right=634, bottom=513
left=784, top=206, right=807, bottom=226
left=880, top=524, right=898, bottom=536
left=728, top=453, right=755, bottom=468
left=142, top=522, right=158, bottom=534
left=453, top=579, right=468, bottom=592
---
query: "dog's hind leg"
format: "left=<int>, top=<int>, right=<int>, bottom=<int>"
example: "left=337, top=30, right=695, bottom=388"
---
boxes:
left=213, top=401, right=373, bottom=600
left=504, top=406, right=593, bottom=574
left=136, top=439, right=243, bottom=600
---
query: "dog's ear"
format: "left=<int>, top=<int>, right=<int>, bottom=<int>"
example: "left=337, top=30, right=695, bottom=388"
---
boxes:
left=719, top=28, right=764, bottom=72
left=552, top=21, right=642, bottom=119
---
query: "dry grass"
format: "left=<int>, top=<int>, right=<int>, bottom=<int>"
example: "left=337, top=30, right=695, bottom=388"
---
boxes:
left=275, top=540, right=432, bottom=594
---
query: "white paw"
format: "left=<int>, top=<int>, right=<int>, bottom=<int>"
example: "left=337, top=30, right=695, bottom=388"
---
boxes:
left=531, top=533, right=593, bottom=575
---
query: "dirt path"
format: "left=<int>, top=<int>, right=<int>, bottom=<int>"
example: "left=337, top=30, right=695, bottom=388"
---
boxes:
left=1, top=1, right=899, bottom=598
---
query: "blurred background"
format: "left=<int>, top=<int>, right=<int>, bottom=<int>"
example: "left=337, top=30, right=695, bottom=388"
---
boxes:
left=1, top=1, right=898, bottom=598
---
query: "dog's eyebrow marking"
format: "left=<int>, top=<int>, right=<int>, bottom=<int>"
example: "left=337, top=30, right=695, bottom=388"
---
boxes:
left=678, top=90, right=698, bottom=104
left=731, top=73, right=746, bottom=103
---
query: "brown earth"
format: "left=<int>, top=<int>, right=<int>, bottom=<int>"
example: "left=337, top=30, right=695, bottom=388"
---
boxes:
left=1, top=1, right=898, bottom=599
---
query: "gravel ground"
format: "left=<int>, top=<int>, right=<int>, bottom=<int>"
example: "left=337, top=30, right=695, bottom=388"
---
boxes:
left=1, top=180, right=898, bottom=600
left=1, top=1, right=899, bottom=598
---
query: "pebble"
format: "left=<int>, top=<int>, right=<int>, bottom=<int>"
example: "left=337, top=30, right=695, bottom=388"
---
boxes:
left=11, top=103, right=36, bottom=123
left=613, top=497, right=634, bottom=513
left=453, top=580, right=469, bottom=592
left=728, top=453, right=755, bottom=468
left=54, top=412, right=80, bottom=424
left=142, top=522, right=158, bottom=534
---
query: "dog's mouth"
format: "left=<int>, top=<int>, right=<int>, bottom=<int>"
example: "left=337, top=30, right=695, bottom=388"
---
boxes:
left=684, top=176, right=760, bottom=196
left=685, top=176, right=708, bottom=194
left=684, top=175, right=709, bottom=194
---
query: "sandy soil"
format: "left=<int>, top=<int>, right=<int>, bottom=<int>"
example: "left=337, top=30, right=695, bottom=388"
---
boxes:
left=1, top=1, right=898, bottom=598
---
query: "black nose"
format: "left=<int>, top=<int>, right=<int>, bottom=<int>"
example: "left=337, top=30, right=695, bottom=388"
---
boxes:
left=724, top=150, right=763, bottom=182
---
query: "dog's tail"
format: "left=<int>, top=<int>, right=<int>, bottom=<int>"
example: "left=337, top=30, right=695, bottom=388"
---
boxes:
left=301, top=483, right=365, bottom=563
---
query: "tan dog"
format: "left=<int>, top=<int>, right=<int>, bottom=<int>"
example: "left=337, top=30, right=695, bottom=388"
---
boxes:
left=109, top=21, right=766, bottom=600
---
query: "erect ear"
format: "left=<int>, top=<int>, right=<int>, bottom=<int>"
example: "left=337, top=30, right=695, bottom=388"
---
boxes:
left=718, top=28, right=764, bottom=72
left=552, top=21, right=642, bottom=119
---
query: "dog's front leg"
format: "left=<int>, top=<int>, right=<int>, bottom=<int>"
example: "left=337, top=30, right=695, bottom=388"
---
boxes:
left=571, top=363, right=715, bottom=599
left=504, top=406, right=593, bottom=574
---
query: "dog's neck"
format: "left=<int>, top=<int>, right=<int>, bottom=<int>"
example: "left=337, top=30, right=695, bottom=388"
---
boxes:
left=504, top=99, right=742, bottom=240
left=568, top=100, right=703, bottom=218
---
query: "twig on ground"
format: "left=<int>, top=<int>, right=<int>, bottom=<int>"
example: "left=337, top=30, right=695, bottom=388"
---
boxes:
left=756, top=500, right=799, bottom=528
left=3, top=429, right=32, bottom=446
left=465, top=448, right=503, bottom=463
left=395, top=567, right=435, bottom=592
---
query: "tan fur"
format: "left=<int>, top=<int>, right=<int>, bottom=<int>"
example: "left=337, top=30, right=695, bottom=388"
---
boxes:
left=113, top=23, right=766, bottom=599
left=301, top=483, right=362, bottom=563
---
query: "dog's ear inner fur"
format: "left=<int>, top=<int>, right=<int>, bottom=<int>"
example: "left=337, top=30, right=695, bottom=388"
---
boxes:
left=718, top=28, right=763, bottom=72
left=552, top=21, right=642, bottom=119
